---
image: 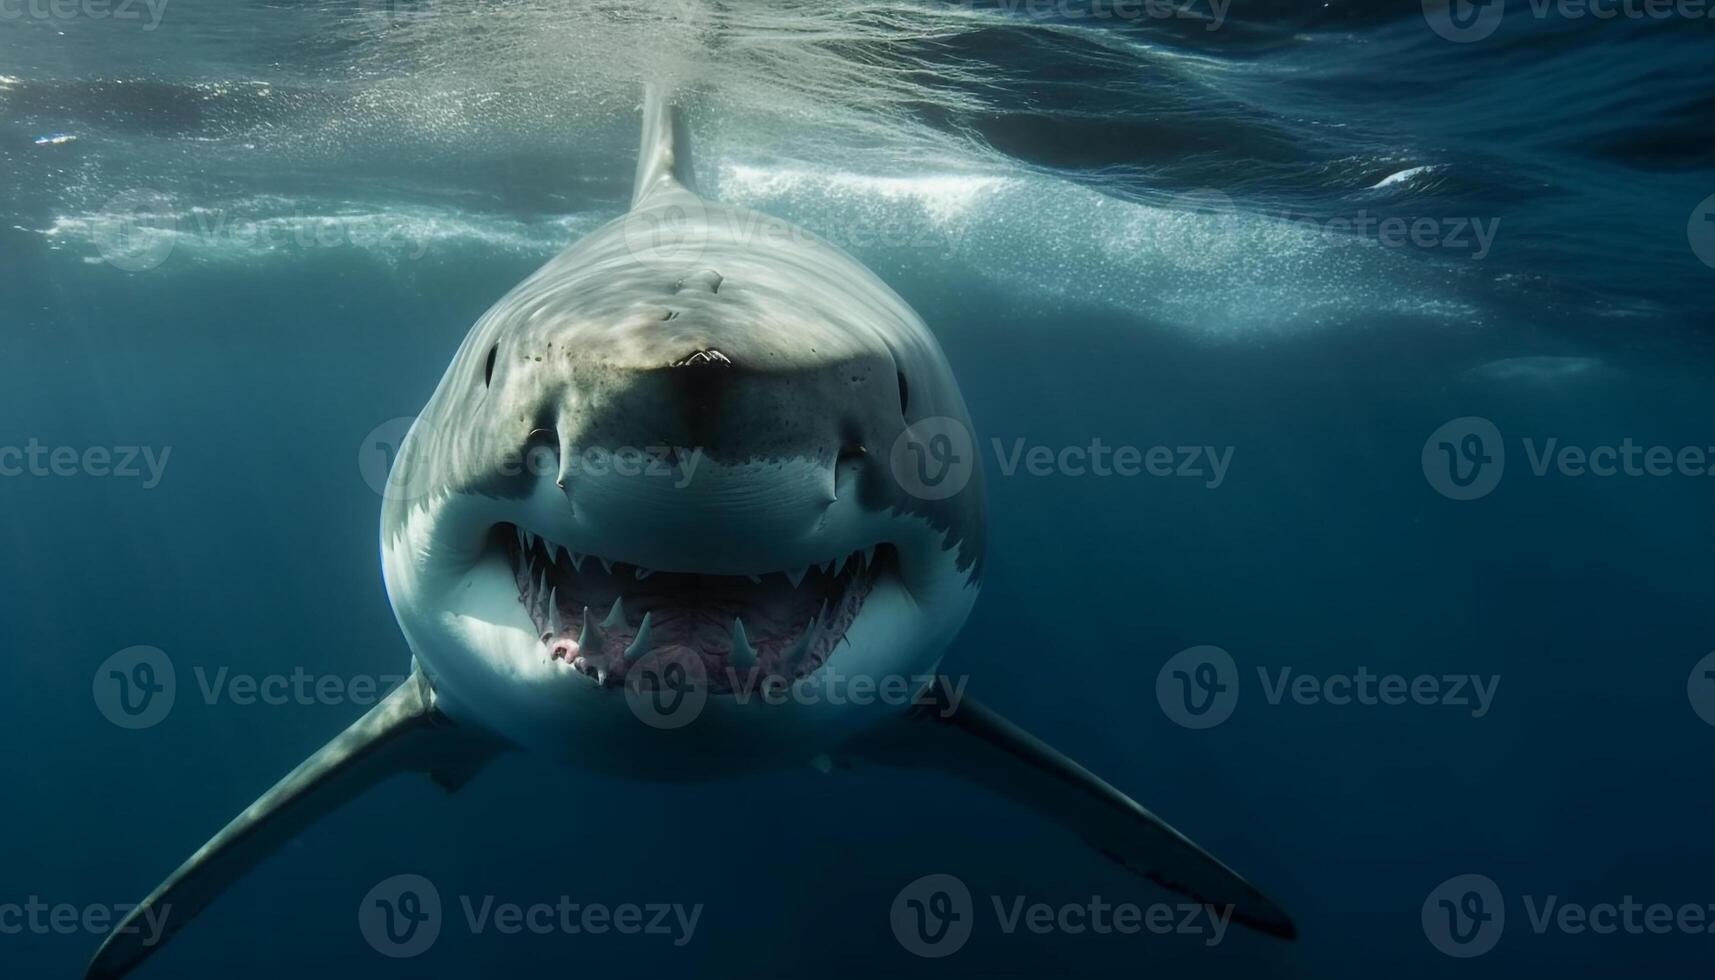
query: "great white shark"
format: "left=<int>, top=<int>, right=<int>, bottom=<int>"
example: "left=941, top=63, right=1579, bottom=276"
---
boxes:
left=87, top=87, right=1295, bottom=978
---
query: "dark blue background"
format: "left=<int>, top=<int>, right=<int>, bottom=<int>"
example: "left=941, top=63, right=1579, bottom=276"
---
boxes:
left=5, top=0, right=1715, bottom=976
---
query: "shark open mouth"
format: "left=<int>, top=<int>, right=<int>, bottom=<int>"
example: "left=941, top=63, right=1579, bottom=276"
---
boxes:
left=498, top=524, right=889, bottom=694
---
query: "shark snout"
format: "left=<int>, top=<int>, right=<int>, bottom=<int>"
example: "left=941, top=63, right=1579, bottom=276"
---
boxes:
left=564, top=348, right=901, bottom=479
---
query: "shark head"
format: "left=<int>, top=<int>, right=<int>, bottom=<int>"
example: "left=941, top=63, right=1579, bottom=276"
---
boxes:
left=379, top=98, right=984, bottom=773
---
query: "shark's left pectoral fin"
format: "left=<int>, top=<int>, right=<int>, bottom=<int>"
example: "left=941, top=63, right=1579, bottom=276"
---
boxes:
left=840, top=677, right=1296, bottom=940
left=86, top=667, right=509, bottom=980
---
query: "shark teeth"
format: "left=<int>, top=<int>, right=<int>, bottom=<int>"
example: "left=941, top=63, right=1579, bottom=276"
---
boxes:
left=781, top=611, right=820, bottom=665
left=600, top=596, right=627, bottom=630
left=624, top=612, right=654, bottom=663
left=729, top=618, right=758, bottom=668
left=510, top=525, right=882, bottom=688
left=578, top=606, right=603, bottom=656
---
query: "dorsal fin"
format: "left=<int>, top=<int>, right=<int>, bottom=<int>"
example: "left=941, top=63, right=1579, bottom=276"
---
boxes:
left=632, top=82, right=697, bottom=208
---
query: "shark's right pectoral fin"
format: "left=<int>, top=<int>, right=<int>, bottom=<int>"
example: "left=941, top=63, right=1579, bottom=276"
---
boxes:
left=86, top=667, right=509, bottom=980
left=840, top=677, right=1296, bottom=940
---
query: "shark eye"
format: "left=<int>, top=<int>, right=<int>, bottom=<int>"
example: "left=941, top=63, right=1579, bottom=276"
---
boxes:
left=897, top=370, right=910, bottom=417
left=483, top=344, right=499, bottom=387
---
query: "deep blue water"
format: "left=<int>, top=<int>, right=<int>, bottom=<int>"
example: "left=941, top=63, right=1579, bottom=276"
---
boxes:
left=5, top=1, right=1715, bottom=977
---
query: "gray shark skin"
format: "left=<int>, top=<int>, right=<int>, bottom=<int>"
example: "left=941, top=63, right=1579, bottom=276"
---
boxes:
left=86, top=86, right=1294, bottom=979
